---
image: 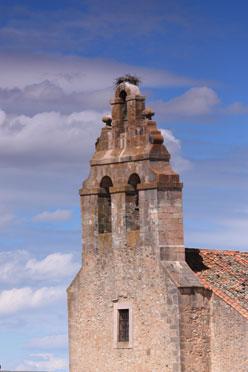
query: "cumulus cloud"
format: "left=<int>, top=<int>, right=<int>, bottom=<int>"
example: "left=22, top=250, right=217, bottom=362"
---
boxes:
left=0, top=250, right=80, bottom=284
left=0, top=109, right=101, bottom=168
left=0, top=286, right=65, bottom=316
left=0, top=250, right=29, bottom=284
left=0, top=107, right=100, bottom=208
left=154, top=86, right=220, bottom=118
left=162, top=129, right=192, bottom=172
left=26, top=253, right=80, bottom=281
left=28, top=334, right=67, bottom=349
left=33, top=209, right=72, bottom=222
left=15, top=353, right=67, bottom=371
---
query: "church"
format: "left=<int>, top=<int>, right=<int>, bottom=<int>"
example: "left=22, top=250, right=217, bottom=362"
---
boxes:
left=67, top=76, right=247, bottom=372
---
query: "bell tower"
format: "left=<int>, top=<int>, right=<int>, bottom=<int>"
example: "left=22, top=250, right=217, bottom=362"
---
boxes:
left=80, top=75, right=184, bottom=266
left=68, top=76, right=209, bottom=372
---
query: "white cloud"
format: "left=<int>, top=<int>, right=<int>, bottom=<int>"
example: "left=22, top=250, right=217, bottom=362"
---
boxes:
left=0, top=53, right=196, bottom=115
left=154, top=86, right=220, bottom=118
left=0, top=80, right=111, bottom=114
left=0, top=250, right=29, bottom=284
left=0, top=250, right=80, bottom=284
left=28, top=334, right=67, bottom=349
left=33, top=209, right=72, bottom=222
left=26, top=253, right=80, bottom=281
left=15, top=353, right=67, bottom=371
left=162, top=129, right=192, bottom=172
left=0, top=286, right=65, bottom=316
left=0, top=53, right=194, bottom=93
left=0, top=109, right=101, bottom=168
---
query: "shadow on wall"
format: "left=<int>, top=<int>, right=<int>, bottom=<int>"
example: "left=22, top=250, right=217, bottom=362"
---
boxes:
left=185, top=248, right=209, bottom=272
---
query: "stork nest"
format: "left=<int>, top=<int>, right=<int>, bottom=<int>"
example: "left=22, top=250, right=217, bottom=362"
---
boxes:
left=115, top=74, right=141, bottom=87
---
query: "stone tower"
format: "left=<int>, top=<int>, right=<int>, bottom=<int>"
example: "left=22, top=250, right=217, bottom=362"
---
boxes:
left=67, top=76, right=211, bottom=372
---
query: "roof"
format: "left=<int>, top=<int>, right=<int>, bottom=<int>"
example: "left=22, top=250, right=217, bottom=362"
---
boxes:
left=185, top=248, right=248, bottom=319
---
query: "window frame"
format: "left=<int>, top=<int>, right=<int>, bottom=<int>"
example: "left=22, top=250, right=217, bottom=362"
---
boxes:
left=113, top=302, right=133, bottom=349
left=118, top=308, right=129, bottom=342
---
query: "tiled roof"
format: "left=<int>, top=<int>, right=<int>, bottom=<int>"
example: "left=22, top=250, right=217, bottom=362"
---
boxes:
left=185, top=248, right=248, bottom=319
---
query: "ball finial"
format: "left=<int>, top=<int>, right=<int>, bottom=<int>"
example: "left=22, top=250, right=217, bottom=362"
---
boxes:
left=102, top=114, right=112, bottom=126
left=143, top=107, right=155, bottom=120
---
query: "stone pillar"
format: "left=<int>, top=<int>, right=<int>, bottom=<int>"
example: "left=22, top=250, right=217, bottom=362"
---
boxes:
left=178, top=287, right=212, bottom=372
left=157, top=188, right=185, bottom=262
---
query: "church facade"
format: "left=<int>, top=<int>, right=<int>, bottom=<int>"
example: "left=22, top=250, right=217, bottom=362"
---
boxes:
left=67, top=77, right=247, bottom=372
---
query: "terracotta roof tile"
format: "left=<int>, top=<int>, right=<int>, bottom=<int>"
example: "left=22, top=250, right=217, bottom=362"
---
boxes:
left=185, top=248, right=248, bottom=319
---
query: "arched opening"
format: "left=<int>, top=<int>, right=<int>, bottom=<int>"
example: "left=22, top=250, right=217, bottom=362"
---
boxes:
left=119, top=90, right=127, bottom=121
left=98, top=176, right=113, bottom=234
left=125, top=174, right=141, bottom=231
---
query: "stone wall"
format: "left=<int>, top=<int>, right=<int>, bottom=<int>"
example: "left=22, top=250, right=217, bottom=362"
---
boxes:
left=68, top=183, right=185, bottom=372
left=210, top=295, right=248, bottom=372
left=68, top=270, right=182, bottom=372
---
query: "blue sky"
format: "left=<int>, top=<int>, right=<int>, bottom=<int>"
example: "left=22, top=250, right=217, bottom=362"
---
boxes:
left=0, top=0, right=247, bottom=370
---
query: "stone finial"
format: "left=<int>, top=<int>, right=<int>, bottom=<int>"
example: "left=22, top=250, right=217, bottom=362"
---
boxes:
left=102, top=114, right=112, bottom=126
left=143, top=107, right=155, bottom=120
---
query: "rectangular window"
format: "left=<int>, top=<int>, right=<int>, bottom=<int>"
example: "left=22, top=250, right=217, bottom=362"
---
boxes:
left=113, top=303, right=132, bottom=348
left=118, top=309, right=129, bottom=342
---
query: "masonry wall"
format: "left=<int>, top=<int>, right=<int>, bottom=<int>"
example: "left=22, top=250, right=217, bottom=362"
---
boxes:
left=68, top=181, right=185, bottom=372
left=210, top=295, right=248, bottom=372
left=68, top=255, right=183, bottom=372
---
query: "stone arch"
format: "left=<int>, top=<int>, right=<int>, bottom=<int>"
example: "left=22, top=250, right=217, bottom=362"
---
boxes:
left=100, top=176, right=113, bottom=189
left=128, top=173, right=141, bottom=186
left=125, top=173, right=141, bottom=231
left=115, top=82, right=141, bottom=99
left=98, top=176, right=113, bottom=234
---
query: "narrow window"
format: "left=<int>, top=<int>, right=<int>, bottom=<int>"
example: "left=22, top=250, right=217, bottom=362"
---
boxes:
left=118, top=309, right=129, bottom=342
left=119, top=90, right=127, bottom=121
left=125, top=173, right=141, bottom=231
left=114, top=303, right=132, bottom=348
left=98, top=176, right=113, bottom=234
